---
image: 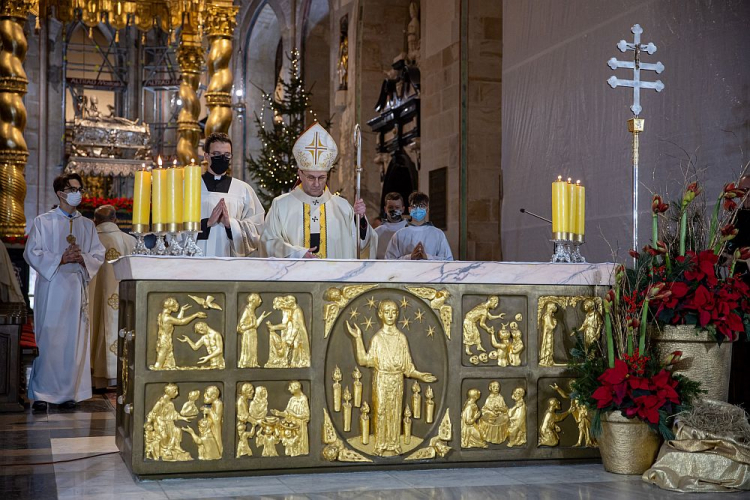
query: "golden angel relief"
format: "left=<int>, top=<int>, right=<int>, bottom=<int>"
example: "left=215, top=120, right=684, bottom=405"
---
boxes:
left=237, top=293, right=311, bottom=369
left=462, top=295, right=526, bottom=367
left=323, top=288, right=450, bottom=460
left=537, top=296, right=603, bottom=367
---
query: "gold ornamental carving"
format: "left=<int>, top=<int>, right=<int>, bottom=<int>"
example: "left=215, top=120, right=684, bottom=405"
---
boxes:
left=0, top=0, right=32, bottom=239
left=176, top=26, right=203, bottom=165
left=460, top=382, right=527, bottom=449
left=462, top=296, right=526, bottom=367
left=323, top=285, right=378, bottom=338
left=538, top=397, right=569, bottom=447
left=551, top=382, right=596, bottom=448
left=183, top=386, right=223, bottom=460
left=265, top=295, right=311, bottom=368
left=204, top=0, right=239, bottom=137
left=177, top=321, right=225, bottom=369
left=237, top=293, right=271, bottom=368
left=405, top=286, right=452, bottom=339
left=405, top=410, right=452, bottom=460
left=322, top=409, right=372, bottom=463
left=151, top=297, right=207, bottom=370
left=538, top=296, right=602, bottom=367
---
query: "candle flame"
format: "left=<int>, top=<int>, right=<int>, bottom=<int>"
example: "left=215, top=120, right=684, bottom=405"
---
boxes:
left=190, top=158, right=196, bottom=165
left=157, top=156, right=163, bottom=167
left=567, top=177, right=572, bottom=183
left=576, top=180, right=581, bottom=185
left=557, top=175, right=562, bottom=181
left=173, top=158, right=178, bottom=167
left=141, top=162, right=146, bottom=170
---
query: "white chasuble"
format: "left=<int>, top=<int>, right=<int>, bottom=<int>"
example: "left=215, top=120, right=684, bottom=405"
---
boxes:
left=24, top=208, right=105, bottom=403
left=88, top=222, right=136, bottom=387
left=198, top=176, right=265, bottom=257
left=260, top=187, right=377, bottom=259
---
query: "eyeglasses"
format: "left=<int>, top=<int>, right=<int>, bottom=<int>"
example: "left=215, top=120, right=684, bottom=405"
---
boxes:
left=209, top=153, right=232, bottom=160
left=63, top=187, right=86, bottom=194
left=410, top=203, right=428, bottom=209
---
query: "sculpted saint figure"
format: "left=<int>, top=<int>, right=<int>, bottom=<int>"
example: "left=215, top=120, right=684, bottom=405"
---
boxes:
left=178, top=322, right=225, bottom=369
left=478, top=381, right=509, bottom=444
left=461, top=389, right=486, bottom=448
left=463, top=296, right=504, bottom=355
left=145, top=384, right=193, bottom=461
left=507, top=387, right=527, bottom=447
left=272, top=381, right=311, bottom=456
left=236, top=383, right=255, bottom=458
left=238, top=294, right=271, bottom=368
left=576, top=299, right=603, bottom=349
left=539, top=302, right=558, bottom=367
left=152, top=298, right=206, bottom=370
left=346, top=300, right=436, bottom=456
left=552, top=382, right=595, bottom=447
left=538, top=398, right=570, bottom=447
left=266, top=295, right=311, bottom=368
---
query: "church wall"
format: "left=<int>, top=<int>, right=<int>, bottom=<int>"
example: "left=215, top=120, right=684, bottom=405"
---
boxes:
left=501, top=0, right=750, bottom=263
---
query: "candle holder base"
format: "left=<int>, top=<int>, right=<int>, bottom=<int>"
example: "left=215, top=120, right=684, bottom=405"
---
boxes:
left=167, top=232, right=185, bottom=256
left=571, top=242, right=586, bottom=263
left=153, top=233, right=168, bottom=255
left=183, top=231, right=203, bottom=257
left=551, top=240, right=572, bottom=263
left=131, top=233, right=150, bottom=255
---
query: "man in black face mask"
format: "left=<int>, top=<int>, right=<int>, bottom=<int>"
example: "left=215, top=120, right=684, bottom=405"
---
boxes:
left=198, top=132, right=265, bottom=257
left=374, top=192, right=408, bottom=259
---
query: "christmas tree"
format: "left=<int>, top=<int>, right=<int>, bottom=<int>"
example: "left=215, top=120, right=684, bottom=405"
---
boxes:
left=246, top=49, right=326, bottom=206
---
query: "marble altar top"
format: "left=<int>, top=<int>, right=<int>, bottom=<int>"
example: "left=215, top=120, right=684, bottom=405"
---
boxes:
left=113, top=256, right=615, bottom=286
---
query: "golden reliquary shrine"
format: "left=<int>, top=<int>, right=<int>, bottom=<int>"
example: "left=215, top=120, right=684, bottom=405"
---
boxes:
left=113, top=257, right=613, bottom=478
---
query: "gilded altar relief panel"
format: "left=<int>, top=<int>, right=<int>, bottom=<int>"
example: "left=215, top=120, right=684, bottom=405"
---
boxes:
left=461, top=295, right=527, bottom=367
left=536, top=377, right=597, bottom=449
left=236, top=292, right=313, bottom=369
left=537, top=296, right=603, bottom=367
left=460, top=379, right=528, bottom=450
left=143, top=382, right=225, bottom=462
left=235, top=380, right=311, bottom=459
left=146, top=293, right=227, bottom=371
left=323, top=287, right=449, bottom=460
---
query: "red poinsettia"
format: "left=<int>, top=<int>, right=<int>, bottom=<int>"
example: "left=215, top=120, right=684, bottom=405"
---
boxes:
left=80, top=196, right=134, bottom=213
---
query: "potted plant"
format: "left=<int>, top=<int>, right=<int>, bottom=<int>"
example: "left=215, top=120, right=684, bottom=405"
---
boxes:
left=631, top=174, right=750, bottom=401
left=570, top=271, right=702, bottom=474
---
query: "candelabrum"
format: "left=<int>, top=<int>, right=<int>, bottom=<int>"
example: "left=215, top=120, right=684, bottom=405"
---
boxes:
left=551, top=232, right=586, bottom=263
left=130, top=224, right=151, bottom=255
left=182, top=221, right=203, bottom=256
left=167, top=223, right=185, bottom=256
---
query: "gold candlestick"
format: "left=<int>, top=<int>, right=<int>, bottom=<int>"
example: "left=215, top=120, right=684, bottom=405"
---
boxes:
left=360, top=401, right=370, bottom=445
left=343, top=386, right=352, bottom=432
left=66, top=218, right=76, bottom=245
left=352, top=367, right=362, bottom=408
left=411, top=381, right=421, bottom=420
left=403, top=405, right=412, bottom=445
left=425, top=385, right=435, bottom=424
left=332, top=366, right=342, bottom=412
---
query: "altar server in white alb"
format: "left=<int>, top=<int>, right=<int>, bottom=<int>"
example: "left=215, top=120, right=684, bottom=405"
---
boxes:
left=88, top=205, right=136, bottom=389
left=24, top=173, right=105, bottom=411
left=198, top=132, right=265, bottom=257
left=261, top=123, right=378, bottom=259
left=385, top=191, right=453, bottom=260
left=374, top=191, right=408, bottom=259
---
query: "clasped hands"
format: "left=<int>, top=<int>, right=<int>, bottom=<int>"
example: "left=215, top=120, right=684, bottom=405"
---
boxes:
left=61, top=244, right=84, bottom=265
left=411, top=242, right=428, bottom=260
left=207, top=199, right=231, bottom=228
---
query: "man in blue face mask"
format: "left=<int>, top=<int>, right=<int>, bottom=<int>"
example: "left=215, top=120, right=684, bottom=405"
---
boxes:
left=198, top=133, right=265, bottom=257
left=384, top=191, right=454, bottom=260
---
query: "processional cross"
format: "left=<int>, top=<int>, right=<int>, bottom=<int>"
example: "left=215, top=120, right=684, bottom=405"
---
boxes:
left=607, top=24, right=664, bottom=253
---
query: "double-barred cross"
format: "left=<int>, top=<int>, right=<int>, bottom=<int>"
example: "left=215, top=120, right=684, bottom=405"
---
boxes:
left=607, top=24, right=664, bottom=116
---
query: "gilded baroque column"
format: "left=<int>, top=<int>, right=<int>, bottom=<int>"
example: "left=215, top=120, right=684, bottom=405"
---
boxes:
left=176, top=23, right=203, bottom=164
left=203, top=0, right=238, bottom=138
left=0, top=0, right=32, bottom=238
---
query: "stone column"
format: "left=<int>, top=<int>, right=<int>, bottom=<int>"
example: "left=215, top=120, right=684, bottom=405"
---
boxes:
left=176, top=19, right=203, bottom=164
left=0, top=0, right=32, bottom=238
left=204, top=0, right=239, bottom=138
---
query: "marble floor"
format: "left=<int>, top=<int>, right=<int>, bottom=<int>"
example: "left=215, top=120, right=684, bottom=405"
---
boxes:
left=0, top=396, right=733, bottom=499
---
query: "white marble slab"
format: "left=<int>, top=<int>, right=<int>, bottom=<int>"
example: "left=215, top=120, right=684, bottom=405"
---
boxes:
left=113, top=256, right=614, bottom=286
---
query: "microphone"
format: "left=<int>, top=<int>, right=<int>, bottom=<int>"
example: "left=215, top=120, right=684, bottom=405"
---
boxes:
left=519, top=208, right=552, bottom=224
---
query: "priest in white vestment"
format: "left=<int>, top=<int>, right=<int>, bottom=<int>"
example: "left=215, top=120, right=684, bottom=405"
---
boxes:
left=88, top=205, right=136, bottom=388
left=24, top=173, right=105, bottom=410
left=198, top=132, right=265, bottom=257
left=261, top=123, right=377, bottom=259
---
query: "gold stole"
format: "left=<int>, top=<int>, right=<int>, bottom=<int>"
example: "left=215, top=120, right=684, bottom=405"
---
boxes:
left=303, top=203, right=327, bottom=258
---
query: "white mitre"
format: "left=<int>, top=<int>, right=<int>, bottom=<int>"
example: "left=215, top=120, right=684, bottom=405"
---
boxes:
left=292, top=122, right=339, bottom=172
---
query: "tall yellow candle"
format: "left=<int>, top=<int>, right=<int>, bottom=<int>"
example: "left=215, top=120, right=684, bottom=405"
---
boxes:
left=151, top=157, right=167, bottom=232
left=551, top=175, right=567, bottom=236
left=166, top=161, right=184, bottom=232
left=183, top=158, right=202, bottom=231
left=574, top=180, right=585, bottom=238
left=566, top=178, right=576, bottom=238
left=132, top=164, right=151, bottom=233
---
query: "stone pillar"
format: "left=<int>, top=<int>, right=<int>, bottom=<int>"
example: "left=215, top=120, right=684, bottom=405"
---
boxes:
left=0, top=1, right=32, bottom=238
left=176, top=19, right=203, bottom=164
left=204, top=0, right=239, bottom=138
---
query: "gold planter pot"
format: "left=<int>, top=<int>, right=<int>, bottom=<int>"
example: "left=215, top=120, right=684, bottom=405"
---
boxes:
left=599, top=412, right=661, bottom=475
left=651, top=325, right=732, bottom=402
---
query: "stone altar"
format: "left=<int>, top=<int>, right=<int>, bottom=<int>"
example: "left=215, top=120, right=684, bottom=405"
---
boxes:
left=113, top=256, right=613, bottom=477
